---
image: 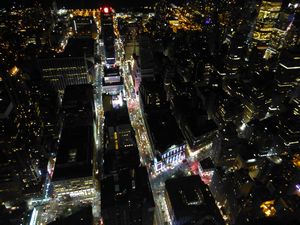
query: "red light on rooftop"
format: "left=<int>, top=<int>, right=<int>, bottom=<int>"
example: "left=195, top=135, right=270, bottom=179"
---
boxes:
left=100, top=6, right=113, bottom=14
left=103, top=7, right=109, bottom=14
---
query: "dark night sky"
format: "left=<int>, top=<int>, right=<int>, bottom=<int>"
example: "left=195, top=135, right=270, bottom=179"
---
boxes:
left=0, top=0, right=157, bottom=9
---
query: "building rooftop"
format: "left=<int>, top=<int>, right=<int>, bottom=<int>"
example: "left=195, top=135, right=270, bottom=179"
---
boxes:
left=101, top=167, right=154, bottom=204
left=186, top=114, right=217, bottom=138
left=62, top=84, right=94, bottom=127
left=52, top=125, right=93, bottom=181
left=61, top=37, right=95, bottom=58
left=165, top=176, right=225, bottom=225
left=280, top=45, right=300, bottom=68
left=146, top=109, right=184, bottom=153
left=73, top=16, right=97, bottom=37
left=236, top=139, right=258, bottom=162
left=37, top=56, right=86, bottom=70
left=103, top=139, right=140, bottom=173
left=273, top=114, right=300, bottom=147
left=39, top=37, right=95, bottom=60
left=62, top=84, right=94, bottom=110
left=104, top=107, right=131, bottom=127
left=200, top=158, right=215, bottom=170
left=48, top=206, right=93, bottom=225
left=171, top=95, right=217, bottom=139
left=139, top=35, right=154, bottom=72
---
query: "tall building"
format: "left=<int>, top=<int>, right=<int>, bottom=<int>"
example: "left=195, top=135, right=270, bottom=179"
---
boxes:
left=38, top=37, right=95, bottom=92
left=52, top=84, right=96, bottom=198
left=276, top=114, right=300, bottom=150
left=287, top=6, right=300, bottom=47
left=276, top=45, right=300, bottom=95
left=100, top=6, right=116, bottom=65
left=169, top=87, right=218, bottom=155
left=164, top=176, right=225, bottom=225
left=38, top=57, right=91, bottom=92
left=101, top=167, right=155, bottom=225
left=252, top=0, right=282, bottom=49
left=139, top=35, right=155, bottom=81
left=223, top=33, right=248, bottom=75
left=72, top=16, right=98, bottom=39
left=143, top=107, right=186, bottom=172
left=48, top=206, right=93, bottom=225
left=264, top=4, right=300, bottom=59
left=103, top=106, right=140, bottom=174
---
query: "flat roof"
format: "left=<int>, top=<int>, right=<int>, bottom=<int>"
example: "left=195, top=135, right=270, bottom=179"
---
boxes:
left=62, top=84, right=94, bottom=127
left=38, top=56, right=86, bottom=69
left=186, top=114, right=217, bottom=138
left=237, top=140, right=258, bottom=161
left=104, top=107, right=130, bottom=127
left=63, top=111, right=94, bottom=127
left=101, top=167, right=154, bottom=207
left=38, top=37, right=95, bottom=59
left=63, top=84, right=94, bottom=109
left=172, top=95, right=217, bottom=138
left=200, top=158, right=214, bottom=170
left=56, top=126, right=92, bottom=164
left=52, top=125, right=93, bottom=181
left=139, top=35, right=154, bottom=70
left=60, top=37, right=95, bottom=58
left=48, top=206, right=93, bottom=225
left=165, top=176, right=224, bottom=225
left=146, top=109, right=184, bottom=153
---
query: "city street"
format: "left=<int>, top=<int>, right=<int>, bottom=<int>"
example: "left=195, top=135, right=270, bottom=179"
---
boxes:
left=117, top=30, right=227, bottom=224
left=116, top=30, right=176, bottom=223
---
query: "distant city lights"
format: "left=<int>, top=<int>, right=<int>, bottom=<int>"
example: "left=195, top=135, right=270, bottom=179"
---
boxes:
left=1, top=2, right=300, bottom=225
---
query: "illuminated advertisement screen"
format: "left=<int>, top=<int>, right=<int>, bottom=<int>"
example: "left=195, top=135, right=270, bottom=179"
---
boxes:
left=104, top=76, right=120, bottom=84
left=112, top=93, right=123, bottom=109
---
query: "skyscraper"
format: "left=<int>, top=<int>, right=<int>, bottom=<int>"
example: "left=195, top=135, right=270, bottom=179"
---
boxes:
left=100, top=6, right=116, bottom=65
left=264, top=3, right=300, bottom=59
left=252, top=0, right=282, bottom=49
